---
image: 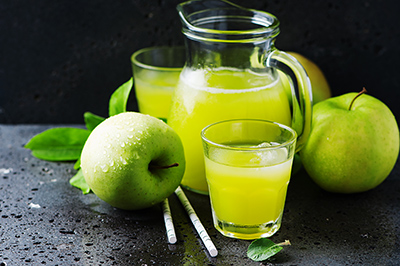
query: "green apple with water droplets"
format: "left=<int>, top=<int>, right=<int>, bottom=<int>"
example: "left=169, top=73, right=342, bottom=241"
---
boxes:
left=80, top=112, right=185, bottom=210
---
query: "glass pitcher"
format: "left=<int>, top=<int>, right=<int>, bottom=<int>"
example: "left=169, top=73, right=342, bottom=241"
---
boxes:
left=168, top=0, right=312, bottom=194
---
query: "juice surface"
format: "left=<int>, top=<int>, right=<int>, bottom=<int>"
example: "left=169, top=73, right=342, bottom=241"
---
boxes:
left=168, top=68, right=291, bottom=193
left=134, top=71, right=181, bottom=120
left=205, top=148, right=293, bottom=226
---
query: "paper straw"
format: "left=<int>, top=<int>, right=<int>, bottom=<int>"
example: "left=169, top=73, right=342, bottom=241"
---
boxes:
left=175, top=186, right=218, bottom=257
left=162, top=198, right=177, bottom=244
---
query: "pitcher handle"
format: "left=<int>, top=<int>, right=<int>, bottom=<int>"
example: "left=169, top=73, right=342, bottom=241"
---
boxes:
left=266, top=49, right=313, bottom=152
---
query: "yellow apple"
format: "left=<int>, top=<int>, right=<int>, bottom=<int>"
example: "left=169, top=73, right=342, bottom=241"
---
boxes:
left=279, top=52, right=331, bottom=104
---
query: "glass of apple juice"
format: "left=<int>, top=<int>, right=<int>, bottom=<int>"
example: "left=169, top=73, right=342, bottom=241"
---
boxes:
left=201, top=119, right=297, bottom=240
left=131, top=46, right=185, bottom=121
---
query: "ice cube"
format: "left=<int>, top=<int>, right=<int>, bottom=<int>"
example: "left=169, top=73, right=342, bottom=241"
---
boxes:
left=253, top=142, right=272, bottom=148
left=251, top=147, right=288, bottom=166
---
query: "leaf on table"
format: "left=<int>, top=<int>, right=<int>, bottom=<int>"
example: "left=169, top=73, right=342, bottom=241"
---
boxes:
left=109, top=78, right=133, bottom=117
left=69, top=168, right=91, bottom=194
left=24, top=127, right=90, bottom=161
left=247, top=238, right=289, bottom=262
left=84, top=112, right=105, bottom=131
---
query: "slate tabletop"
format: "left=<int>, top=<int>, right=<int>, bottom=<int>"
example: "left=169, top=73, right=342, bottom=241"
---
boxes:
left=1, top=124, right=399, bottom=265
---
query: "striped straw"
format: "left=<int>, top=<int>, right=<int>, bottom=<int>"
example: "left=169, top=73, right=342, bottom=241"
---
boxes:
left=162, top=198, right=177, bottom=244
left=175, top=186, right=218, bottom=257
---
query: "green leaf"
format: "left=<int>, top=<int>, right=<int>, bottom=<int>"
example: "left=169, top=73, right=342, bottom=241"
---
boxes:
left=25, top=127, right=90, bottom=161
left=73, top=158, right=81, bottom=170
left=109, top=78, right=133, bottom=117
left=69, top=168, right=91, bottom=194
left=247, top=239, right=290, bottom=262
left=84, top=112, right=105, bottom=131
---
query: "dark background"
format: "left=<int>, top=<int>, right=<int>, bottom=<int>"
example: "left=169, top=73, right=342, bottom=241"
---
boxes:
left=1, top=0, right=399, bottom=124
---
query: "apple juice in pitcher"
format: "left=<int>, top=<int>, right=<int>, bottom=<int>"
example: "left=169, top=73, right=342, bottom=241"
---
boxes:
left=168, top=0, right=312, bottom=194
left=168, top=68, right=291, bottom=193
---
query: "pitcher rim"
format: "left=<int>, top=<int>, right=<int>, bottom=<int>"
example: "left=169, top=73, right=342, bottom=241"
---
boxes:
left=177, top=0, right=280, bottom=41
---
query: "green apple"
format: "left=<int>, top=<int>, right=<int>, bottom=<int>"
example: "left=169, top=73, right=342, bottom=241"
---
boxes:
left=279, top=52, right=331, bottom=104
left=300, top=89, right=399, bottom=193
left=80, top=112, right=185, bottom=210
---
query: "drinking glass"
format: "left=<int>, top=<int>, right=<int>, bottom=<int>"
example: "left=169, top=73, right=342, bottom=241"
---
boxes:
left=201, top=119, right=297, bottom=239
left=131, top=46, right=185, bottom=121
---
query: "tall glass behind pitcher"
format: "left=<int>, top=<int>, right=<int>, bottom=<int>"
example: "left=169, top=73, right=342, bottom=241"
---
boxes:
left=168, top=0, right=312, bottom=194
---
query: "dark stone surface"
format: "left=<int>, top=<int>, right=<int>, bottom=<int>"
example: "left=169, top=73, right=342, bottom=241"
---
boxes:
left=1, top=0, right=399, bottom=124
left=1, top=124, right=399, bottom=265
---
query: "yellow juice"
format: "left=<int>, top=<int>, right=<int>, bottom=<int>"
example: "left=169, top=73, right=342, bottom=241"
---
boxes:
left=168, top=68, right=291, bottom=193
left=134, top=71, right=181, bottom=120
left=204, top=145, right=293, bottom=239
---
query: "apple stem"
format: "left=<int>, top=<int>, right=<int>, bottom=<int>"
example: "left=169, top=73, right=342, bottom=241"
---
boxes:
left=348, top=87, right=367, bottom=110
left=149, top=162, right=179, bottom=170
